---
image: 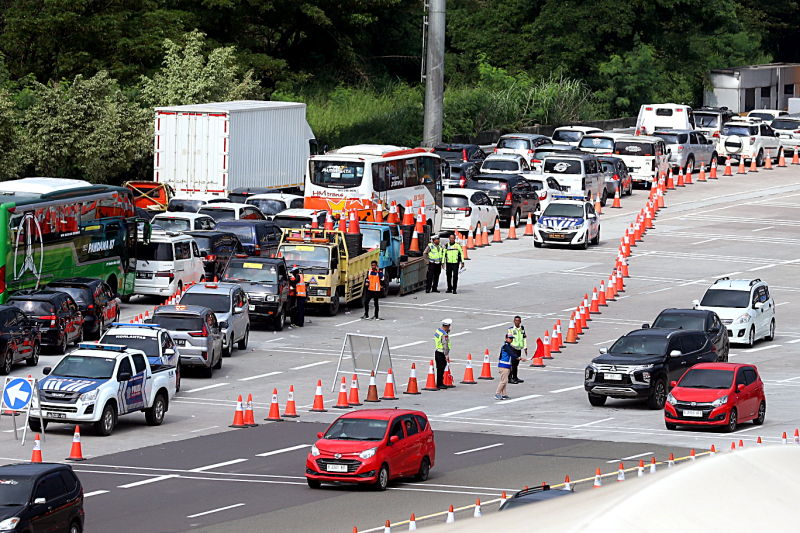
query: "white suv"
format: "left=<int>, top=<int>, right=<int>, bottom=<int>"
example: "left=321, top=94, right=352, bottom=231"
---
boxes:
left=135, top=231, right=205, bottom=296
left=693, top=278, right=775, bottom=347
left=718, top=118, right=782, bottom=166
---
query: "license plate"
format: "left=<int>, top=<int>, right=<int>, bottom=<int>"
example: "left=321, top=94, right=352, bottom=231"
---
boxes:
left=444, top=213, right=455, bottom=218
left=46, top=412, right=66, bottom=419
left=326, top=464, right=348, bottom=473
left=249, top=304, right=255, bottom=311
left=136, top=272, right=153, bottom=279
left=683, top=410, right=703, bottom=417
left=604, top=373, right=623, bottom=381
left=549, top=233, right=565, bottom=239
left=175, top=339, right=186, bottom=346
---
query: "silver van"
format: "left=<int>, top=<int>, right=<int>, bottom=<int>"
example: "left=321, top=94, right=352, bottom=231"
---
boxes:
left=150, top=305, right=223, bottom=378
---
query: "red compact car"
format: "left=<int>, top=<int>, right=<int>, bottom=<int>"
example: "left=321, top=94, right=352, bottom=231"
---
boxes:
left=306, top=409, right=435, bottom=491
left=665, top=362, right=765, bottom=432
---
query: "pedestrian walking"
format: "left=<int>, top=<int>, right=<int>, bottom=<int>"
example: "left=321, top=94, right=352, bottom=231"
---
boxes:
left=289, top=266, right=306, bottom=327
left=444, top=234, right=464, bottom=294
left=507, top=316, right=528, bottom=384
left=496, top=334, right=525, bottom=400
left=434, top=319, right=452, bottom=389
left=362, top=260, right=385, bottom=320
left=423, top=235, right=444, bottom=293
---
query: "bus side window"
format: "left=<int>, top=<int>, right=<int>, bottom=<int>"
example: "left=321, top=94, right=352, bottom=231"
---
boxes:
left=387, top=161, right=404, bottom=190
left=418, top=156, right=437, bottom=198
left=372, top=162, right=388, bottom=192
left=404, top=158, right=419, bottom=187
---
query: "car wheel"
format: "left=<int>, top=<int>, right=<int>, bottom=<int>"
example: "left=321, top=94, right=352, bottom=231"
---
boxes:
left=202, top=365, right=214, bottom=378
left=29, top=418, right=48, bottom=432
left=685, top=155, right=695, bottom=175
left=533, top=241, right=542, bottom=248
left=145, top=393, right=166, bottom=426
left=723, top=408, right=737, bottom=433
left=222, top=337, right=231, bottom=357
left=0, top=348, right=12, bottom=375
left=765, top=319, right=775, bottom=341
left=213, top=352, right=223, bottom=369
left=717, top=156, right=727, bottom=166
left=414, top=457, right=431, bottom=482
left=588, top=393, right=606, bottom=407
left=625, top=180, right=633, bottom=196
left=753, top=401, right=766, bottom=425
left=69, top=521, right=82, bottom=533
left=25, top=342, right=40, bottom=367
left=776, top=147, right=784, bottom=163
left=58, top=331, right=69, bottom=354
left=96, top=317, right=104, bottom=340
left=94, top=402, right=116, bottom=436
left=665, top=422, right=677, bottom=431
left=175, top=365, right=181, bottom=393
left=580, top=236, right=589, bottom=250
left=274, top=307, right=285, bottom=331
left=307, top=478, right=321, bottom=489
left=756, top=149, right=764, bottom=167
left=591, top=226, right=600, bottom=245
left=647, top=379, right=667, bottom=410
left=73, top=327, right=84, bottom=346
left=238, top=327, right=249, bottom=350
left=374, top=464, right=389, bottom=491
left=512, top=209, right=520, bottom=228
left=746, top=327, right=755, bottom=348
left=600, top=189, right=608, bottom=207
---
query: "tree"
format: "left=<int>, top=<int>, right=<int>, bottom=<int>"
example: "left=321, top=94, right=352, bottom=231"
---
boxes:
left=0, top=87, right=18, bottom=178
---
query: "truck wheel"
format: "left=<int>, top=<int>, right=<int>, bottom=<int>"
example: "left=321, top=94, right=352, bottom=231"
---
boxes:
left=238, top=327, right=249, bottom=350
left=327, top=295, right=341, bottom=316
left=274, top=308, right=285, bottom=331
left=145, top=393, right=166, bottom=426
left=94, top=403, right=116, bottom=436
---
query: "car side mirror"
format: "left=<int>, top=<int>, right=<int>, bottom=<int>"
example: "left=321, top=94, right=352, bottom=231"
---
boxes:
left=692, top=299, right=700, bottom=308
left=642, top=323, right=650, bottom=329
left=317, top=432, right=324, bottom=439
left=587, top=214, right=596, bottom=220
left=754, top=302, right=763, bottom=310
left=709, top=326, right=720, bottom=333
left=670, top=381, right=677, bottom=389
left=599, top=347, right=608, bottom=355
left=234, top=307, right=244, bottom=314
left=389, top=435, right=400, bottom=445
left=200, top=250, right=207, bottom=257
left=34, top=497, right=46, bottom=505
left=118, top=371, right=132, bottom=381
left=164, top=348, right=175, bottom=356
left=775, top=132, right=781, bottom=138
left=144, top=318, right=152, bottom=324
left=669, top=350, right=682, bottom=357
left=736, top=384, right=743, bottom=393
left=43, top=367, right=51, bottom=375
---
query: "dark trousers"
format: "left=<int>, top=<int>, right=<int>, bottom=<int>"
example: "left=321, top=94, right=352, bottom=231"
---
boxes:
left=363, top=290, right=380, bottom=317
left=426, top=263, right=442, bottom=291
left=292, top=297, right=306, bottom=326
left=445, top=263, right=459, bottom=291
left=435, top=351, right=447, bottom=387
left=510, top=355, right=520, bottom=381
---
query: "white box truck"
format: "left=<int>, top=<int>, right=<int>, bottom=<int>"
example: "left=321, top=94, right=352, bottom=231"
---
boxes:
left=154, top=100, right=316, bottom=195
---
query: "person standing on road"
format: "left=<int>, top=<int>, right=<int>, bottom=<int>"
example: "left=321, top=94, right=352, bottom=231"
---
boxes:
left=444, top=234, right=464, bottom=294
left=434, top=319, right=452, bottom=389
left=423, top=235, right=444, bottom=293
left=507, top=316, right=528, bottom=384
left=496, top=334, right=525, bottom=400
left=362, top=260, right=385, bottom=320
left=289, top=266, right=307, bottom=327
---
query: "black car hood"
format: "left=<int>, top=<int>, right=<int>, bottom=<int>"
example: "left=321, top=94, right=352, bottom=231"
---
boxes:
left=242, top=283, right=278, bottom=295
left=592, top=353, right=665, bottom=366
left=0, top=505, right=23, bottom=521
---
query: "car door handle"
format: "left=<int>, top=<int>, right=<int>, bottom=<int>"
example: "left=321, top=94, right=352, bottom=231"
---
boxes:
left=681, top=361, right=687, bottom=365
left=146, top=376, right=152, bottom=380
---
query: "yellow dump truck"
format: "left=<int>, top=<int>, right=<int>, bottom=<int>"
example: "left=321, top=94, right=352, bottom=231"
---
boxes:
left=278, top=228, right=379, bottom=315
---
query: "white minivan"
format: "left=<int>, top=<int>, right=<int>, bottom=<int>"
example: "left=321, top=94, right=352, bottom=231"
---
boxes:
left=135, top=231, right=206, bottom=296
left=540, top=153, right=605, bottom=203
left=612, top=136, right=669, bottom=188
left=635, top=104, right=695, bottom=135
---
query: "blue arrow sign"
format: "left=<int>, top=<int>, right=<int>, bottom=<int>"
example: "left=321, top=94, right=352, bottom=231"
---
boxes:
left=3, top=378, right=33, bottom=411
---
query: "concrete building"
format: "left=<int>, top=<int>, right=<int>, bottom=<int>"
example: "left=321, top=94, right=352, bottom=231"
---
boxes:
left=704, top=63, right=800, bottom=113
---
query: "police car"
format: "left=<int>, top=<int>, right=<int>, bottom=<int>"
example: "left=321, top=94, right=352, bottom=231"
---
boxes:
left=533, top=195, right=600, bottom=249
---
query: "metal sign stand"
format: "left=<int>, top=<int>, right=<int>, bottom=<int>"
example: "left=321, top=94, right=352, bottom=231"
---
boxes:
left=332, top=334, right=393, bottom=392
left=1, top=376, right=45, bottom=445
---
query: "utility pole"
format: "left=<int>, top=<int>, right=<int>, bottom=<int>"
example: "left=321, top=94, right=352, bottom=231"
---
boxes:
left=422, top=0, right=445, bottom=147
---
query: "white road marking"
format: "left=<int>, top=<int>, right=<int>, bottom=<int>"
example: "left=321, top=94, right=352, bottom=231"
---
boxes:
left=743, top=345, right=782, bottom=353
left=118, top=475, right=178, bottom=489
left=748, top=264, right=776, bottom=271
left=255, top=444, right=311, bottom=457
left=678, top=279, right=707, bottom=286
left=423, top=298, right=450, bottom=306
left=751, top=226, right=775, bottom=232
left=172, top=425, right=221, bottom=437
left=494, top=282, right=519, bottom=289
left=549, top=385, right=584, bottom=393
left=606, top=451, right=654, bottom=463
left=335, top=319, right=362, bottom=327
left=187, top=503, right=246, bottom=518
left=261, top=337, right=285, bottom=343
left=712, top=271, right=742, bottom=278
left=776, top=302, right=789, bottom=306
left=641, top=287, right=672, bottom=294
left=238, top=371, right=283, bottom=382
left=189, top=459, right=249, bottom=472
left=692, top=238, right=718, bottom=245
left=786, top=339, right=800, bottom=344
left=478, top=322, right=509, bottom=330
left=778, top=376, right=800, bottom=383
left=572, top=417, right=614, bottom=428
left=502, top=394, right=541, bottom=403
left=290, top=360, right=331, bottom=370
left=453, top=443, right=504, bottom=455
left=440, top=406, right=488, bottom=417
left=449, top=331, right=471, bottom=337
left=184, top=383, right=229, bottom=394
left=594, top=339, right=618, bottom=346
left=84, top=490, right=109, bottom=497
left=393, top=341, right=426, bottom=349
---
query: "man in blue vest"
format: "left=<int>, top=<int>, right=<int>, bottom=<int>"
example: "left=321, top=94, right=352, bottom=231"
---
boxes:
left=507, top=316, right=528, bottom=384
left=496, top=333, right=525, bottom=400
left=434, top=318, right=452, bottom=389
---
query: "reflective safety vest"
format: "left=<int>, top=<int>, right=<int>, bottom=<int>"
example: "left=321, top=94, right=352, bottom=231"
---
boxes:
left=427, top=244, right=444, bottom=263
left=508, top=325, right=527, bottom=350
left=445, top=242, right=463, bottom=264
left=367, top=271, right=382, bottom=292
left=296, top=274, right=307, bottom=297
left=434, top=328, right=450, bottom=352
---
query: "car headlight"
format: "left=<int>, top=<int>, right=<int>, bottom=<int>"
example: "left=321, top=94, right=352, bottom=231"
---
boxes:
left=311, top=445, right=320, bottom=456
left=267, top=295, right=278, bottom=302
left=80, top=389, right=98, bottom=402
left=219, top=321, right=229, bottom=330
left=359, top=447, right=378, bottom=460
left=732, top=313, right=751, bottom=325
left=667, top=393, right=677, bottom=406
left=0, top=517, right=21, bottom=530
left=711, top=395, right=728, bottom=408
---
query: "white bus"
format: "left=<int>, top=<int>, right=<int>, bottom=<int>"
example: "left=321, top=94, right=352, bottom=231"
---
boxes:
left=304, top=145, right=444, bottom=232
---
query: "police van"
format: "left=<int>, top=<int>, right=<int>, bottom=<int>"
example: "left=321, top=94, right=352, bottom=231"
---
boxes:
left=533, top=195, right=600, bottom=249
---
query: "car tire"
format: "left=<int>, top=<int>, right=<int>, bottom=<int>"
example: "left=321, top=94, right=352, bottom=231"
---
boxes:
left=274, top=307, right=285, bottom=331
left=414, top=457, right=431, bottom=482
left=723, top=408, right=737, bottom=433
left=26, top=342, right=40, bottom=367
left=201, top=365, right=214, bottom=379
left=69, top=521, right=82, bottom=533
left=647, top=379, right=667, bottom=410
left=327, top=294, right=341, bottom=316
left=213, top=352, right=223, bottom=369
left=533, top=241, right=542, bottom=248
left=307, top=478, right=321, bottom=489
left=222, top=338, right=231, bottom=357
left=580, top=236, right=589, bottom=250
left=29, top=418, right=48, bottom=432
left=746, top=327, right=755, bottom=348
left=73, top=327, right=84, bottom=346
left=0, top=348, right=12, bottom=375
left=238, top=327, right=249, bottom=350
left=625, top=180, right=633, bottom=196
left=58, top=332, right=69, bottom=354
left=685, top=155, right=695, bottom=175
left=512, top=210, right=520, bottom=228
left=665, top=422, right=677, bottom=431
left=175, top=365, right=181, bottom=393
left=374, top=464, right=389, bottom=491
left=591, top=226, right=600, bottom=245
left=600, top=189, right=608, bottom=207
left=94, top=402, right=117, bottom=436
left=145, top=393, right=166, bottom=426
left=717, top=156, right=727, bottom=166
left=753, top=401, right=766, bottom=425
left=765, top=319, right=775, bottom=341
left=588, top=393, right=606, bottom=407
left=96, top=317, right=105, bottom=340
left=756, top=149, right=764, bottom=167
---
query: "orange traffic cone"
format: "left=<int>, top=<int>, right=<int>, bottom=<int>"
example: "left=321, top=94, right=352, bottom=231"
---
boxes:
left=779, top=149, right=787, bottom=167
left=386, top=202, right=398, bottom=224
left=375, top=204, right=384, bottom=223
left=684, top=166, right=693, bottom=184
left=737, top=157, right=746, bottom=174
left=594, top=195, right=602, bottom=215
left=381, top=368, right=398, bottom=400
left=666, top=170, right=675, bottom=189
left=310, top=380, right=328, bottom=412
left=423, top=360, right=439, bottom=390
left=555, top=320, right=563, bottom=348
left=311, top=211, right=319, bottom=228
left=542, top=332, right=552, bottom=359
left=710, top=444, right=716, bottom=456
left=677, top=167, right=685, bottom=187
left=619, top=255, right=629, bottom=277
left=615, top=270, right=625, bottom=292
left=467, top=226, right=475, bottom=249
left=606, top=274, right=616, bottom=301
left=507, top=222, right=518, bottom=240
left=523, top=213, right=534, bottom=236
left=244, top=393, right=259, bottom=426
left=65, top=426, right=86, bottom=461
left=461, top=354, right=477, bottom=384
left=668, top=453, right=675, bottom=468
left=402, top=200, right=414, bottom=225
left=348, top=375, right=362, bottom=405
left=443, top=363, right=456, bottom=388
left=722, top=156, right=731, bottom=176
left=414, top=209, right=425, bottom=235
left=405, top=364, right=421, bottom=394
left=698, top=164, right=706, bottom=181
left=409, top=230, right=420, bottom=253
left=550, top=324, right=561, bottom=353
left=492, top=219, right=503, bottom=242
left=230, top=395, right=248, bottom=428
left=266, top=389, right=283, bottom=420
left=530, top=351, right=546, bottom=368
left=598, top=281, right=608, bottom=306
left=364, top=371, right=381, bottom=402
left=593, top=468, right=602, bottom=488
left=283, top=386, right=300, bottom=417
left=792, top=147, right=799, bottom=164
left=590, top=289, right=600, bottom=313
left=617, top=463, right=625, bottom=482
left=710, top=159, right=718, bottom=178
left=611, top=187, right=622, bottom=208
left=564, top=318, right=578, bottom=344
left=637, top=460, right=645, bottom=477
left=765, top=150, right=773, bottom=170
left=482, top=223, right=490, bottom=246
left=478, top=350, right=494, bottom=379
left=31, top=434, right=42, bottom=463
left=334, top=377, right=352, bottom=408
left=749, top=157, right=758, bottom=172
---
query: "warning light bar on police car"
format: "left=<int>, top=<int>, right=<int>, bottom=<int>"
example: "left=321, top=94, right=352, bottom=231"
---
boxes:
left=110, top=323, right=163, bottom=329
left=552, top=195, right=589, bottom=201
left=77, top=343, right=128, bottom=352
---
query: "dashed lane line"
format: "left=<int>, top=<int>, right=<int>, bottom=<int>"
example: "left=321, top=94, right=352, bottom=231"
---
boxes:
left=439, top=406, right=488, bottom=417
left=183, top=383, right=229, bottom=394
left=549, top=385, right=584, bottom=393
left=84, top=490, right=109, bottom=497
left=238, top=371, right=283, bottom=382
left=571, top=417, right=614, bottom=428
left=187, top=503, right=246, bottom=518
left=255, top=444, right=311, bottom=457
left=189, top=459, right=249, bottom=472
left=453, top=443, right=504, bottom=455
left=290, top=360, right=331, bottom=370
left=606, top=451, right=654, bottom=463
left=393, top=341, right=426, bottom=349
left=502, top=394, right=542, bottom=403
left=118, top=474, right=178, bottom=489
left=743, top=345, right=782, bottom=353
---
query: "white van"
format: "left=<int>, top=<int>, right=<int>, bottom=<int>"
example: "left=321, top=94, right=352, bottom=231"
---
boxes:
left=577, top=132, right=628, bottom=155
left=540, top=153, right=605, bottom=203
left=612, top=136, right=669, bottom=188
left=135, top=231, right=205, bottom=296
left=636, top=104, right=695, bottom=135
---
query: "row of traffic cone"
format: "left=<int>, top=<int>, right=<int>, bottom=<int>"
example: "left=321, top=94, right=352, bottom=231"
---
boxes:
left=358, top=501, right=484, bottom=532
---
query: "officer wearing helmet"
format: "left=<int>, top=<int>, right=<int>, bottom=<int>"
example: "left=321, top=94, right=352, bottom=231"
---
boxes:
left=434, top=318, right=452, bottom=389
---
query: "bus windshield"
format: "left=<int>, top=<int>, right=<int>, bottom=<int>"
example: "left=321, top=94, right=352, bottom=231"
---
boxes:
left=278, top=245, right=330, bottom=268
left=310, top=161, right=365, bottom=189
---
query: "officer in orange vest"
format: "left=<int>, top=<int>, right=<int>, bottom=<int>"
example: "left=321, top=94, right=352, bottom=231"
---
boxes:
left=290, top=266, right=307, bottom=327
left=362, top=260, right=385, bottom=320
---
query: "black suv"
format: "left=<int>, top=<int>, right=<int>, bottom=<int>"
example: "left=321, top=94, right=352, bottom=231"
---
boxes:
left=0, top=463, right=84, bottom=533
left=223, top=256, right=292, bottom=330
left=465, top=174, right=540, bottom=227
left=0, top=305, right=41, bottom=374
left=184, top=231, right=243, bottom=280
left=644, top=309, right=729, bottom=361
left=433, top=144, right=486, bottom=188
left=47, top=278, right=121, bottom=339
left=584, top=328, right=718, bottom=409
left=7, top=291, right=83, bottom=354
left=215, top=220, right=282, bottom=258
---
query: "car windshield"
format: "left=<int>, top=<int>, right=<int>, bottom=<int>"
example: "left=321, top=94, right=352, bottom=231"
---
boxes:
left=694, top=113, right=719, bottom=128
left=534, top=148, right=569, bottom=159
left=497, top=138, right=530, bottom=150
left=749, top=112, right=775, bottom=121
left=552, top=130, right=583, bottom=142
left=224, top=262, right=279, bottom=283
left=101, top=334, right=158, bottom=356
left=543, top=159, right=582, bottom=174
left=432, top=149, right=463, bottom=161
left=0, top=476, right=32, bottom=505
left=614, top=142, right=654, bottom=156
left=444, top=195, right=469, bottom=208
left=180, top=294, right=231, bottom=314
left=8, top=299, right=53, bottom=316
left=469, top=179, right=508, bottom=191
left=168, top=199, right=204, bottom=212
left=246, top=199, right=286, bottom=215
left=482, top=160, right=519, bottom=171
left=653, top=133, right=688, bottom=145
left=189, top=236, right=214, bottom=252
left=770, top=119, right=800, bottom=130
left=199, top=207, right=236, bottom=221
left=217, top=225, right=254, bottom=244
left=678, top=368, right=734, bottom=389
left=278, top=245, right=330, bottom=268
left=323, top=418, right=389, bottom=441
left=153, top=217, right=190, bottom=232
left=652, top=314, right=706, bottom=331
left=700, top=289, right=750, bottom=308
left=139, top=243, right=174, bottom=261
left=722, top=125, right=757, bottom=136
left=49, top=286, right=91, bottom=305
left=52, top=355, right=116, bottom=379
left=310, top=161, right=365, bottom=189
left=542, top=203, right=584, bottom=218
left=272, top=216, right=313, bottom=229
left=361, top=228, right=382, bottom=250
left=608, top=336, right=669, bottom=356
left=152, top=314, right=205, bottom=331
left=578, top=137, right=614, bottom=150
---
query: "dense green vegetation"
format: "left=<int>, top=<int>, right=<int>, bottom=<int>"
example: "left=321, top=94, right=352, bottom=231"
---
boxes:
left=0, top=0, right=796, bottom=182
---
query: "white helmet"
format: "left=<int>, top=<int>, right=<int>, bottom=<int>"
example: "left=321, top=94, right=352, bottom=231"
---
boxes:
left=442, top=318, right=453, bottom=326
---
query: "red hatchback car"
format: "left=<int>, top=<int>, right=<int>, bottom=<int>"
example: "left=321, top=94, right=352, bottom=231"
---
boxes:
left=665, top=362, right=766, bottom=432
left=306, top=409, right=435, bottom=491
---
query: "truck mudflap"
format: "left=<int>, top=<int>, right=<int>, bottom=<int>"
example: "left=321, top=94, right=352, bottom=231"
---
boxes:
left=399, top=257, right=427, bottom=295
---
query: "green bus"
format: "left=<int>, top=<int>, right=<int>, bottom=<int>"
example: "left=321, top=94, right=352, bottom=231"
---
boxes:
left=0, top=178, right=148, bottom=303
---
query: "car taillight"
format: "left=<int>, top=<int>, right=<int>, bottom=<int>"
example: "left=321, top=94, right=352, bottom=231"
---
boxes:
left=539, top=191, right=547, bottom=199
left=677, top=145, right=684, bottom=152
left=459, top=176, right=466, bottom=188
left=189, top=324, right=209, bottom=337
left=676, top=108, right=683, bottom=112
left=612, top=173, right=619, bottom=181
left=645, top=107, right=653, bottom=111
left=255, top=245, right=261, bottom=254
left=457, top=207, right=472, bottom=216
left=532, top=159, right=541, bottom=164
left=155, top=272, right=174, bottom=280
left=794, top=130, right=800, bottom=134
left=87, top=304, right=94, bottom=309
left=205, top=254, right=216, bottom=261
left=713, top=131, right=720, bottom=138
left=528, top=149, right=534, bottom=155
left=462, top=149, right=468, bottom=162
left=40, top=315, right=57, bottom=327
left=493, top=147, right=498, bottom=153
left=504, top=192, right=513, bottom=206
left=749, top=137, right=755, bottom=144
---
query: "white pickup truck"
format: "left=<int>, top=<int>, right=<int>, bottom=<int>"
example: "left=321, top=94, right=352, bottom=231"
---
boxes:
left=30, top=343, right=178, bottom=436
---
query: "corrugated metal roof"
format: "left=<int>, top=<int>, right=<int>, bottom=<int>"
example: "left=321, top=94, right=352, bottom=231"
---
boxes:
left=155, top=100, right=306, bottom=114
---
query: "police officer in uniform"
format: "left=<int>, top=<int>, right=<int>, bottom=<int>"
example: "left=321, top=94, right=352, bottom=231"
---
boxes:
left=434, top=318, right=452, bottom=389
left=289, top=266, right=307, bottom=327
left=507, top=315, right=527, bottom=383
left=362, top=260, right=385, bottom=320
left=423, top=235, right=444, bottom=293
left=444, top=234, right=464, bottom=294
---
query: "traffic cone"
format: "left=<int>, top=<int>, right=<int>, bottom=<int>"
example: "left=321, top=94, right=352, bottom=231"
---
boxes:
left=593, top=468, right=602, bottom=488
left=556, top=320, right=563, bottom=348
left=598, top=281, right=608, bottom=306
left=710, top=159, right=718, bottom=178
left=409, top=231, right=420, bottom=253
left=492, top=219, right=503, bottom=242
left=611, top=188, right=622, bottom=208
left=668, top=453, right=675, bottom=468
left=424, top=360, right=439, bottom=390
left=794, top=429, right=799, bottom=444
left=724, top=156, right=733, bottom=176
left=346, top=375, right=362, bottom=405
left=637, top=460, right=645, bottom=477
left=401, top=364, right=420, bottom=395
left=782, top=431, right=788, bottom=444
left=757, top=436, right=762, bottom=445
left=605, top=275, right=616, bottom=301
left=583, top=295, right=592, bottom=321
left=765, top=150, right=773, bottom=170
left=684, top=166, right=693, bottom=184
left=749, top=157, right=758, bottom=172
left=619, top=256, right=629, bottom=277
left=779, top=149, right=787, bottom=167
left=590, top=289, right=600, bottom=313
left=383, top=519, right=391, bottom=533
left=563, top=476, right=571, bottom=491
left=387, top=202, right=398, bottom=224
left=478, top=350, right=494, bottom=379
left=402, top=200, right=414, bottom=225
left=615, top=270, right=625, bottom=292
left=244, top=393, right=259, bottom=426
left=690, top=449, right=696, bottom=460
left=507, top=221, right=518, bottom=240
left=414, top=209, right=425, bottom=235
left=710, top=445, right=716, bottom=456
left=460, top=233, right=470, bottom=261
left=573, top=311, right=583, bottom=336
left=698, top=164, right=706, bottom=181
left=230, top=395, right=248, bottom=428
left=523, top=213, right=534, bottom=236
left=334, top=377, right=351, bottom=408
left=461, top=354, right=477, bottom=383
left=310, top=380, right=328, bottom=412
left=474, top=499, right=482, bottom=518
left=578, top=305, right=588, bottom=329
left=324, top=212, right=334, bottom=230
left=409, top=514, right=417, bottom=531
left=737, top=157, right=746, bottom=174
left=65, top=426, right=86, bottom=461
left=446, top=505, right=455, bottom=524
left=792, top=147, right=799, bottom=164
left=381, top=369, right=398, bottom=400
left=656, top=188, right=664, bottom=209
left=666, top=169, right=675, bottom=189
left=594, top=195, right=602, bottom=215
left=443, top=363, right=455, bottom=388
left=542, top=332, right=552, bottom=359
left=550, top=324, right=561, bottom=353
left=731, top=441, right=736, bottom=451
left=482, top=223, right=490, bottom=246
left=283, top=386, right=300, bottom=417
left=739, top=439, right=744, bottom=448
left=364, top=371, right=381, bottom=402
left=266, top=389, right=283, bottom=421
left=310, top=211, right=319, bottom=228
left=375, top=204, right=384, bottom=223
left=565, top=318, right=578, bottom=343
left=677, top=168, right=685, bottom=186
left=617, top=463, right=625, bottom=482
left=500, top=491, right=507, bottom=504
left=467, top=226, right=475, bottom=249
left=31, top=434, right=42, bottom=463
left=650, top=457, right=656, bottom=474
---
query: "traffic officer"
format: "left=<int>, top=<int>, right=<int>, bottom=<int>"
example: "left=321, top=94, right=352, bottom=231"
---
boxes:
left=444, top=234, right=464, bottom=294
left=362, top=260, right=385, bottom=320
left=289, top=266, right=307, bottom=327
left=507, top=315, right=527, bottom=384
left=423, top=235, right=444, bottom=293
left=434, top=318, right=452, bottom=389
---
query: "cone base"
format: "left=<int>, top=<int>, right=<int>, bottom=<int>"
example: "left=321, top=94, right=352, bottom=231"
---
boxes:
left=246, top=423, right=260, bottom=427
left=543, top=355, right=553, bottom=360
left=363, top=399, right=381, bottom=403
left=65, top=457, right=86, bottom=462
left=550, top=349, right=561, bottom=354
left=265, top=417, right=284, bottom=421
left=283, top=414, right=301, bottom=418
left=478, top=376, right=495, bottom=380
left=460, top=380, right=477, bottom=384
left=565, top=340, right=578, bottom=344
left=348, top=402, right=363, bottom=406
left=506, top=237, right=518, bottom=240
left=229, top=424, right=250, bottom=428
left=380, top=396, right=399, bottom=400
left=333, top=405, right=353, bottom=409
left=310, top=408, right=328, bottom=412
left=530, top=363, right=547, bottom=367
left=442, top=384, right=456, bottom=389
left=403, top=391, right=421, bottom=395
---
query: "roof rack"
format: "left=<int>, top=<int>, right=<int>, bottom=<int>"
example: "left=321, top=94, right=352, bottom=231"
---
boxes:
left=714, top=277, right=730, bottom=283
left=750, top=279, right=761, bottom=286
